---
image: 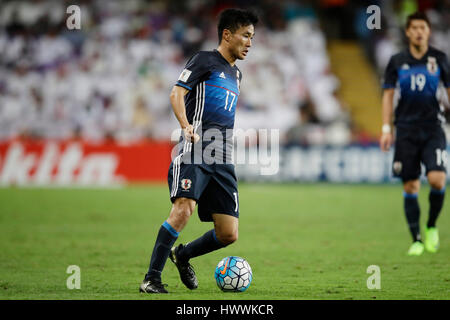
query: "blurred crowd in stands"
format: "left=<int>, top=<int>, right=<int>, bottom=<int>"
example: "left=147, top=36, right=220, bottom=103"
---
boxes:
left=0, top=0, right=351, bottom=145
left=0, top=0, right=448, bottom=145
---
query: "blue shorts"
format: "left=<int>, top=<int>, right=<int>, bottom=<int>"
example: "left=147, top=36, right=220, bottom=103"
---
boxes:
left=168, top=157, right=239, bottom=222
left=393, top=125, right=447, bottom=182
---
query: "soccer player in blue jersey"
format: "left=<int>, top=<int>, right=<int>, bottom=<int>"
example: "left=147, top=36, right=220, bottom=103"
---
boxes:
left=380, top=12, right=450, bottom=256
left=140, top=8, right=258, bottom=293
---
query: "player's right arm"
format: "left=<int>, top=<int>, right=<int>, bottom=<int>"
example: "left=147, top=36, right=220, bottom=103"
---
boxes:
left=380, top=55, right=397, bottom=152
left=171, top=52, right=209, bottom=144
left=380, top=88, right=394, bottom=151
left=170, top=85, right=198, bottom=143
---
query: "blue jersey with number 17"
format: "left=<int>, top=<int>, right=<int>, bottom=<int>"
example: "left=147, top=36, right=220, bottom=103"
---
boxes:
left=175, top=50, right=242, bottom=164
left=176, top=49, right=242, bottom=132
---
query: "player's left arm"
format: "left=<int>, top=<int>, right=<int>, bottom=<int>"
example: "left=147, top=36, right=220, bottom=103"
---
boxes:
left=439, top=53, right=450, bottom=108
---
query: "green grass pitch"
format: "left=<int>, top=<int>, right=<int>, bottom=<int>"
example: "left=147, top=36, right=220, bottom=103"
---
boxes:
left=0, top=183, right=449, bottom=300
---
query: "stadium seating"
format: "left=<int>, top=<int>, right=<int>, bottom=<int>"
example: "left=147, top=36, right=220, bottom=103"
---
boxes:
left=0, top=0, right=348, bottom=144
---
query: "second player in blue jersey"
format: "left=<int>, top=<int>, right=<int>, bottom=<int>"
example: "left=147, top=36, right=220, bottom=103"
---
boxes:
left=380, top=12, right=450, bottom=257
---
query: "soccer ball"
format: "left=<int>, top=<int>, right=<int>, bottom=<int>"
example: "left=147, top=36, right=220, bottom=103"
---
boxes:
left=214, top=256, right=252, bottom=292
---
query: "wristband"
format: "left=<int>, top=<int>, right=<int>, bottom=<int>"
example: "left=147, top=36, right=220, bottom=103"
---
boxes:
left=382, top=124, right=391, bottom=134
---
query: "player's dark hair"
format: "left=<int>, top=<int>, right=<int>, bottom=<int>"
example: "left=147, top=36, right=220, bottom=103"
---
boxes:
left=406, top=12, right=431, bottom=29
left=217, top=8, right=258, bottom=43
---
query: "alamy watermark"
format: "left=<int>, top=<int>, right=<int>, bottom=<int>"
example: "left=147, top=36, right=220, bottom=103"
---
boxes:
left=366, top=265, right=381, bottom=290
left=171, top=127, right=280, bottom=175
left=366, top=5, right=381, bottom=30
left=66, top=5, right=81, bottom=30
left=66, top=265, right=81, bottom=289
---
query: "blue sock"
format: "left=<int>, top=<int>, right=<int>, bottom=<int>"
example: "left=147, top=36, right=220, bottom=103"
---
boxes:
left=177, top=229, right=227, bottom=262
left=427, top=187, right=445, bottom=228
left=403, top=192, right=421, bottom=242
left=145, top=221, right=179, bottom=281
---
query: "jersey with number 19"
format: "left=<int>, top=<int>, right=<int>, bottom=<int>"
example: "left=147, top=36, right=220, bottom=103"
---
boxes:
left=383, top=46, right=450, bottom=126
left=383, top=47, right=450, bottom=181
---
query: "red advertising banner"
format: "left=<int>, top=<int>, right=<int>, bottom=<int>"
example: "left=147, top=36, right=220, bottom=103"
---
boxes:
left=0, top=140, right=173, bottom=186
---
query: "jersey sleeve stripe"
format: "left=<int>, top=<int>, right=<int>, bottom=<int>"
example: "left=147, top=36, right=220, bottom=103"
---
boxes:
left=175, top=82, right=192, bottom=90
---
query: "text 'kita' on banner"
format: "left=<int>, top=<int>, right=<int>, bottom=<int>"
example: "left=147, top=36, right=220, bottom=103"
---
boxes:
left=0, top=140, right=173, bottom=186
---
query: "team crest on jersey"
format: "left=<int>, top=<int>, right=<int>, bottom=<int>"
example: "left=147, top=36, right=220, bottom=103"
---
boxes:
left=181, top=179, right=192, bottom=191
left=427, top=57, right=438, bottom=74
left=401, top=63, right=410, bottom=70
left=393, top=161, right=402, bottom=175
